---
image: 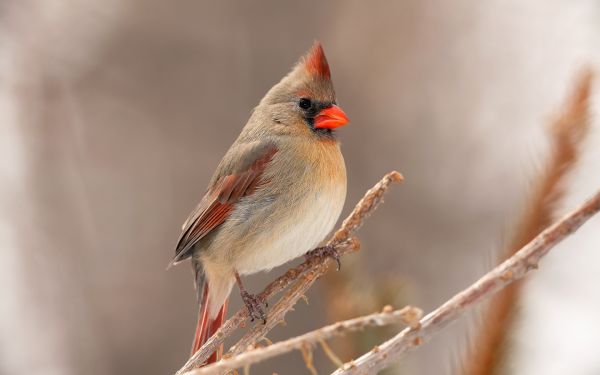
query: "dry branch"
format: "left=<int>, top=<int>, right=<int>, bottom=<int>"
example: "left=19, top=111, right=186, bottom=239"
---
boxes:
left=332, top=188, right=600, bottom=374
left=465, top=69, right=593, bottom=375
left=188, top=306, right=423, bottom=374
left=177, top=171, right=404, bottom=374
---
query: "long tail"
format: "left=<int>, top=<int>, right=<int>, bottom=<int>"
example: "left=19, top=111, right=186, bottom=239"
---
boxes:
left=191, top=261, right=229, bottom=364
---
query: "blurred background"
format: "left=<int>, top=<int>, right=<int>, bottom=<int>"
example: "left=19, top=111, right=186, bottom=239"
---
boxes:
left=1, top=1, right=600, bottom=374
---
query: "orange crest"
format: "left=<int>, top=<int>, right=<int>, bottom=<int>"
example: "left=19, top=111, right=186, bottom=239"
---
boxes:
left=303, top=42, right=331, bottom=79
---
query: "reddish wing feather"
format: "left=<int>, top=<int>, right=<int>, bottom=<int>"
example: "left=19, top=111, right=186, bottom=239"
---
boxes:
left=173, top=144, right=277, bottom=262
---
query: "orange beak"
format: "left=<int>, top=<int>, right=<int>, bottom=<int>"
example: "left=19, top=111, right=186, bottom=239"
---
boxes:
left=314, top=105, right=349, bottom=129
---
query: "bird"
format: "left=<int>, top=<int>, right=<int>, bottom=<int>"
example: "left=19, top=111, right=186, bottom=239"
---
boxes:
left=170, top=41, right=349, bottom=364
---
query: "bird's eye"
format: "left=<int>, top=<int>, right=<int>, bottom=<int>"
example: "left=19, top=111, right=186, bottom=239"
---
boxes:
left=298, top=98, right=312, bottom=110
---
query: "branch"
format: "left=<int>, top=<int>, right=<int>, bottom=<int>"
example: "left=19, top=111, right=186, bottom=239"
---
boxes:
left=465, top=69, right=593, bottom=375
left=332, top=188, right=600, bottom=374
left=188, top=306, right=423, bottom=374
left=176, top=171, right=404, bottom=374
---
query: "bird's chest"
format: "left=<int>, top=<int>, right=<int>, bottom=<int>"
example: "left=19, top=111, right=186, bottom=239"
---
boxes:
left=235, top=181, right=346, bottom=274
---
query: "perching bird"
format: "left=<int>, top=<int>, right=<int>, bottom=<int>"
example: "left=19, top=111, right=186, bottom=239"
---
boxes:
left=170, top=42, right=349, bottom=363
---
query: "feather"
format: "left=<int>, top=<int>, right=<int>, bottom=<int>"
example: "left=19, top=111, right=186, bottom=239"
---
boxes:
left=171, top=142, right=278, bottom=265
left=303, top=41, right=331, bottom=79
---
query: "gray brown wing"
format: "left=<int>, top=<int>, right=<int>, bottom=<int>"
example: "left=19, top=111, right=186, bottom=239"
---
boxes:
left=171, top=141, right=278, bottom=265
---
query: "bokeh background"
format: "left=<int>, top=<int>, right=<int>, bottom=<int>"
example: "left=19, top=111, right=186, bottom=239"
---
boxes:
left=1, top=1, right=600, bottom=374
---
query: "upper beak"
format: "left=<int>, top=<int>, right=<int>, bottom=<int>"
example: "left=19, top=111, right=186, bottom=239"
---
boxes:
left=314, top=105, right=349, bottom=129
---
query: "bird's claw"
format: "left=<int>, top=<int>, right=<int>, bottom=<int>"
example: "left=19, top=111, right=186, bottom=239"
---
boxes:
left=305, top=245, right=341, bottom=271
left=241, top=291, right=267, bottom=324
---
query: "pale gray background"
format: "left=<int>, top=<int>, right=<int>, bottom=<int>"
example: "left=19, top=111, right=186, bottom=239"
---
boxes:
left=1, top=1, right=599, bottom=374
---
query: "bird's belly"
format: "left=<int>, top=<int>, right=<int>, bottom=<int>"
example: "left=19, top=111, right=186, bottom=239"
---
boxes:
left=233, top=186, right=345, bottom=275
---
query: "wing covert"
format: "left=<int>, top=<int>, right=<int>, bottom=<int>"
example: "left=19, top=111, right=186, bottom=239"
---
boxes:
left=171, top=142, right=277, bottom=264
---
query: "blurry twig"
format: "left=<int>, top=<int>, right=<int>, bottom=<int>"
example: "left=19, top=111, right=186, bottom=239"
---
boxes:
left=177, top=171, right=404, bottom=374
left=187, top=306, right=422, bottom=374
left=332, top=188, right=600, bottom=374
left=465, top=69, right=593, bottom=374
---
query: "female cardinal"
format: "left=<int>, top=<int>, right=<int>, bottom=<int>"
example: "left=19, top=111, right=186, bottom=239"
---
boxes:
left=170, top=42, right=349, bottom=362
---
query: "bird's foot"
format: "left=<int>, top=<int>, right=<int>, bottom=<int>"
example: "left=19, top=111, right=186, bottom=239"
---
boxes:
left=241, top=291, right=267, bottom=324
left=305, top=245, right=341, bottom=271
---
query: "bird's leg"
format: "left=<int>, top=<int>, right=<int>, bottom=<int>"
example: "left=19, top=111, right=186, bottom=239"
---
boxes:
left=305, top=244, right=341, bottom=271
left=234, top=271, right=267, bottom=324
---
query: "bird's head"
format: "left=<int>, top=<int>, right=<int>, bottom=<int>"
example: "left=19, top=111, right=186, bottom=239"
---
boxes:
left=252, top=42, right=349, bottom=139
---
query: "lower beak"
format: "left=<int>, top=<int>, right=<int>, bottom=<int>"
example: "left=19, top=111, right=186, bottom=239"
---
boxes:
left=314, top=105, right=349, bottom=129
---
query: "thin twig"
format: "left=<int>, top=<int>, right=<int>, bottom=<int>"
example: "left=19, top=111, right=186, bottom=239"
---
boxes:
left=300, top=342, right=318, bottom=375
left=176, top=171, right=404, bottom=374
left=465, top=69, right=593, bottom=375
left=319, top=339, right=345, bottom=368
left=187, top=306, right=423, bottom=374
left=332, top=188, right=600, bottom=374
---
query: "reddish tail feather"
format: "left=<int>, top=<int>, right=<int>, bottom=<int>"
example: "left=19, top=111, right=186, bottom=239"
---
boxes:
left=191, top=283, right=229, bottom=364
